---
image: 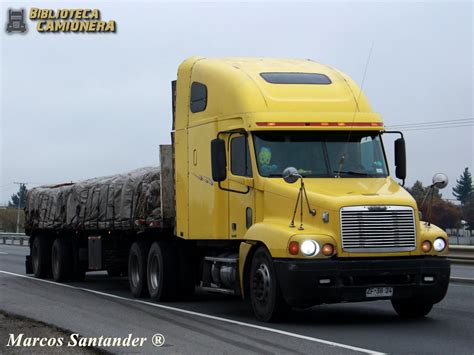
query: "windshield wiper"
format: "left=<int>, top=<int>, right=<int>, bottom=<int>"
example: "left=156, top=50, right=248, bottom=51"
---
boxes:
left=267, top=174, right=283, bottom=177
left=333, top=170, right=369, bottom=176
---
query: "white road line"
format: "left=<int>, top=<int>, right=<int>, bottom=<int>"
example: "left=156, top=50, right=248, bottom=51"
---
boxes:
left=0, top=252, right=8, bottom=255
left=0, top=270, right=383, bottom=354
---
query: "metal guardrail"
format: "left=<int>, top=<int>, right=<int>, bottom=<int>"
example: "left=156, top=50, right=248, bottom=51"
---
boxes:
left=448, top=245, right=474, bottom=265
left=0, top=232, right=29, bottom=246
left=0, top=233, right=473, bottom=263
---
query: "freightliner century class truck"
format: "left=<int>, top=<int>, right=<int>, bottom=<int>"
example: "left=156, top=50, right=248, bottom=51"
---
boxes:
left=25, top=57, right=450, bottom=322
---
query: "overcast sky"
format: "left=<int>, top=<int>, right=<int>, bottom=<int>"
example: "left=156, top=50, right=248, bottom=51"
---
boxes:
left=1, top=1, right=472, bottom=204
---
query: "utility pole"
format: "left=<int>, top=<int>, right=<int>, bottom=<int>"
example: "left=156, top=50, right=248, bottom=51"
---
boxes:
left=13, top=182, right=28, bottom=234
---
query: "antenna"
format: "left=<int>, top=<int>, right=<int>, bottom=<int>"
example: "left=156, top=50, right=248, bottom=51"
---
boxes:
left=336, top=41, right=375, bottom=177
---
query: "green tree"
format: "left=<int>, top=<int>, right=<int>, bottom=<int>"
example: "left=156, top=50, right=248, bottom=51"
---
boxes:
left=452, top=167, right=473, bottom=205
left=8, top=184, right=28, bottom=209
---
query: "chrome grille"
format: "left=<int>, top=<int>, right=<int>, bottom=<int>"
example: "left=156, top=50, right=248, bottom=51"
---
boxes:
left=340, top=206, right=416, bottom=252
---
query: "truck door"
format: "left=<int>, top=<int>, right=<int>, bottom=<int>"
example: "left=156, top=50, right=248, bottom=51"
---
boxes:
left=228, top=134, right=255, bottom=239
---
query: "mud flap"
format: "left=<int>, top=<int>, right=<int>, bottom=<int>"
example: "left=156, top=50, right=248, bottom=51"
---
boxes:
left=25, top=255, right=33, bottom=274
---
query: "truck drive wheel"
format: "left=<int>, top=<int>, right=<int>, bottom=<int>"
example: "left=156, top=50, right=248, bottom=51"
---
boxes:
left=32, top=236, right=51, bottom=278
left=51, top=239, right=73, bottom=282
left=391, top=299, right=434, bottom=318
left=249, top=247, right=290, bottom=322
left=147, top=241, right=178, bottom=301
left=128, top=241, right=150, bottom=298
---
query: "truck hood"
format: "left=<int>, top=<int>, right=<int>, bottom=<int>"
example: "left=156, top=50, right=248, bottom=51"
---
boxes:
left=262, top=177, right=417, bottom=212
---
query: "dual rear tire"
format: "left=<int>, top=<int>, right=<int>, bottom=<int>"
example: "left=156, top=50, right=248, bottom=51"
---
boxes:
left=128, top=240, right=192, bottom=301
left=31, top=236, right=85, bottom=282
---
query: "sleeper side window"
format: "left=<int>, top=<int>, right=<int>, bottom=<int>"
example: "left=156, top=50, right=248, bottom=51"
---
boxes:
left=190, top=82, right=207, bottom=113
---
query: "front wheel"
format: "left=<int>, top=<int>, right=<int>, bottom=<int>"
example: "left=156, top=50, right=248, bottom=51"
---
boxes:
left=391, top=299, right=434, bottom=318
left=249, top=247, right=289, bottom=322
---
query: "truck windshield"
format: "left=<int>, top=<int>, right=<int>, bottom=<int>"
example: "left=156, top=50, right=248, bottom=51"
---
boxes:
left=253, top=131, right=388, bottom=178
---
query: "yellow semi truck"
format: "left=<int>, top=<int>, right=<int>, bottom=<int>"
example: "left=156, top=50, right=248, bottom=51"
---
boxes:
left=25, top=57, right=450, bottom=322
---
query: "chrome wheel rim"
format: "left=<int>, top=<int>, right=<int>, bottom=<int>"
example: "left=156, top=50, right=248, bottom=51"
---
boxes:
left=149, top=254, right=160, bottom=291
left=252, top=263, right=271, bottom=303
left=130, top=254, right=140, bottom=287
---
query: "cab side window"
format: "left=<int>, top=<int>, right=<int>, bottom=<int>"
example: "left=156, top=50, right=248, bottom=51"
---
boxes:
left=190, top=82, right=207, bottom=113
left=231, top=136, right=252, bottom=177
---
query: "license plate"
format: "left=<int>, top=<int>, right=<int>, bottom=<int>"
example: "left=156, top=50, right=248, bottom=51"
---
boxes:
left=365, top=287, right=393, bottom=298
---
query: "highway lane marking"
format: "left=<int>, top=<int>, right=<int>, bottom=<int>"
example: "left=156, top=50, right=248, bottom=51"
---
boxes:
left=0, top=252, right=8, bottom=255
left=0, top=270, right=383, bottom=354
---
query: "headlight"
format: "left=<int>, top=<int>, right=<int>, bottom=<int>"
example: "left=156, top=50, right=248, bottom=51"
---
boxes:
left=300, top=240, right=319, bottom=256
left=433, top=238, right=446, bottom=252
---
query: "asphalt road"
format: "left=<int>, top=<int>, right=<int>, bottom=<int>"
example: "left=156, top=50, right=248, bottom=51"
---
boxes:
left=1, top=244, right=473, bottom=354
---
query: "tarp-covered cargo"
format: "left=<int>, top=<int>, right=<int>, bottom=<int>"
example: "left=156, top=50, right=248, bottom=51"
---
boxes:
left=25, top=167, right=162, bottom=231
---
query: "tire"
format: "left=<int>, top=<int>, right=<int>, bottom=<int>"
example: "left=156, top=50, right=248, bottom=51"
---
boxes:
left=147, top=241, right=178, bottom=301
left=31, top=236, right=51, bottom=278
left=391, top=299, right=434, bottom=318
left=51, top=239, right=73, bottom=282
left=128, top=241, right=150, bottom=298
left=249, top=247, right=290, bottom=322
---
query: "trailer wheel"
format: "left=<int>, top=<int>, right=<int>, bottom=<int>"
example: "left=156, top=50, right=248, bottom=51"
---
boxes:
left=147, top=241, right=178, bottom=301
left=249, top=247, right=289, bottom=322
left=31, top=236, right=51, bottom=278
left=51, top=239, right=73, bottom=282
left=128, top=241, right=150, bottom=298
left=391, top=299, right=434, bottom=318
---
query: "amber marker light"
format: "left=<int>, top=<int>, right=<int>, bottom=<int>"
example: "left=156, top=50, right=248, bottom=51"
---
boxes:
left=421, top=240, right=432, bottom=253
left=322, top=243, right=334, bottom=256
left=289, top=241, right=299, bottom=255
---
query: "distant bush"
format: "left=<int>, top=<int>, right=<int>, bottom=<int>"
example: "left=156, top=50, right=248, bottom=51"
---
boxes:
left=0, top=208, right=25, bottom=232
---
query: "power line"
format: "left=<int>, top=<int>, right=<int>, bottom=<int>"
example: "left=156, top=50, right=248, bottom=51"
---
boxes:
left=386, top=118, right=473, bottom=130
left=400, top=123, right=474, bottom=132
left=387, top=118, right=473, bottom=127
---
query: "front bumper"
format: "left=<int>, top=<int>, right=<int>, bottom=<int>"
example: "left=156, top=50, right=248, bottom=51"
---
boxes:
left=273, top=256, right=450, bottom=307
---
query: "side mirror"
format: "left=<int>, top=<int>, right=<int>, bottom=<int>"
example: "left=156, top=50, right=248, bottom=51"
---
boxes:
left=282, top=167, right=301, bottom=184
left=211, top=139, right=227, bottom=182
left=394, top=138, right=406, bottom=180
left=432, top=173, right=448, bottom=189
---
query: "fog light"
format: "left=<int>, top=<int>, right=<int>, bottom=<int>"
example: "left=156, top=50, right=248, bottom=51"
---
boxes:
left=322, top=243, right=334, bottom=256
left=423, top=276, right=435, bottom=282
left=433, top=238, right=446, bottom=252
left=301, top=240, right=319, bottom=256
left=289, top=241, right=299, bottom=255
left=421, top=240, right=432, bottom=253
